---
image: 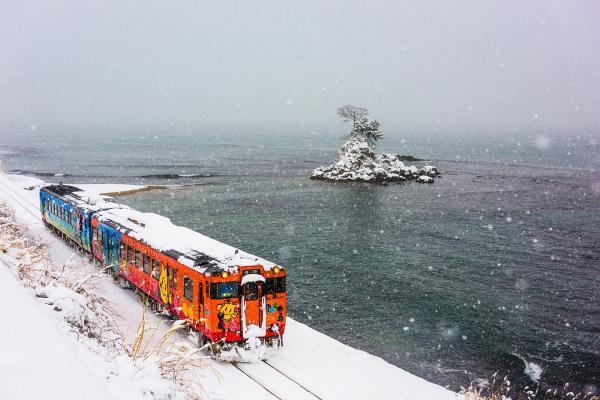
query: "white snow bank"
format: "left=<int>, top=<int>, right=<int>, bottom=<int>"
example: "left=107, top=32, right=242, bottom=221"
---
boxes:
left=276, top=318, right=458, bottom=400
left=0, top=200, right=189, bottom=400
left=0, top=266, right=112, bottom=400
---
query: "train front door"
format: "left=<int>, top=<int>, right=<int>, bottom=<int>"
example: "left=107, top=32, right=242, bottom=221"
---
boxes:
left=240, top=275, right=266, bottom=338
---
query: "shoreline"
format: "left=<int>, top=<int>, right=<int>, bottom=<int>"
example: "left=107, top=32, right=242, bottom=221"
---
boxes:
left=100, top=185, right=169, bottom=197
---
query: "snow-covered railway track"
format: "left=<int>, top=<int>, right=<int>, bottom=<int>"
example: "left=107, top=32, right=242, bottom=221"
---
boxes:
left=233, top=360, right=323, bottom=400
left=0, top=177, right=44, bottom=222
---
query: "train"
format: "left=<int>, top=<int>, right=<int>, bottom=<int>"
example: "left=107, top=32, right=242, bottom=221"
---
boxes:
left=39, top=184, right=286, bottom=361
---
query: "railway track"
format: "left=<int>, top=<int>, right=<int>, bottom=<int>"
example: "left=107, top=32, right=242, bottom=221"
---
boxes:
left=0, top=176, right=325, bottom=400
left=233, top=360, right=323, bottom=400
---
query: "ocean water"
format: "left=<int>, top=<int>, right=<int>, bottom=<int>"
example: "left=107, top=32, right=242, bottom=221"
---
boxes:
left=1, top=128, right=599, bottom=395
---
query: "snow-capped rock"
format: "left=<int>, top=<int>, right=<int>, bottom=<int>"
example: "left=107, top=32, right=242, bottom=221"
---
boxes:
left=419, top=165, right=439, bottom=176
left=311, top=137, right=440, bottom=184
left=416, top=175, right=434, bottom=183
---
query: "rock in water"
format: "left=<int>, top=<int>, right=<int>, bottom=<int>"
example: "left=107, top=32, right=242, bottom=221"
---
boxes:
left=416, top=175, right=434, bottom=183
left=311, top=137, right=440, bottom=184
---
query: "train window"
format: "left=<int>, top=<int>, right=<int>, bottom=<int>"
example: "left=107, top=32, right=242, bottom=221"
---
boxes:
left=151, top=259, right=160, bottom=280
left=98, top=230, right=103, bottom=246
left=198, top=283, right=203, bottom=305
left=210, top=282, right=239, bottom=299
left=135, top=250, right=142, bottom=269
left=243, top=282, right=259, bottom=301
left=183, top=276, right=194, bottom=301
left=120, top=244, right=125, bottom=260
left=143, top=255, right=151, bottom=274
left=265, top=277, right=286, bottom=294
left=127, top=245, right=135, bottom=264
left=92, top=227, right=97, bottom=241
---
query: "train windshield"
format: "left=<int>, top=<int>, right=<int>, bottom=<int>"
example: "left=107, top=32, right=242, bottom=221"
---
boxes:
left=210, top=282, right=239, bottom=299
left=265, top=277, right=286, bottom=294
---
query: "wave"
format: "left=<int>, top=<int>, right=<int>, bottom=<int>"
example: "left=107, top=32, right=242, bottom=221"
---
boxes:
left=9, top=170, right=222, bottom=180
left=137, top=173, right=220, bottom=179
left=9, top=170, right=76, bottom=178
left=511, top=353, right=543, bottom=383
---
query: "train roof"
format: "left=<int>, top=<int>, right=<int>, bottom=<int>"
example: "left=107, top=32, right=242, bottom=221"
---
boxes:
left=41, top=184, right=129, bottom=212
left=41, top=184, right=280, bottom=274
left=94, top=198, right=279, bottom=275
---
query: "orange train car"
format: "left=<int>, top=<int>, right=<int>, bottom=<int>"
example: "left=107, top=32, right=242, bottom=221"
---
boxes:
left=91, top=204, right=286, bottom=360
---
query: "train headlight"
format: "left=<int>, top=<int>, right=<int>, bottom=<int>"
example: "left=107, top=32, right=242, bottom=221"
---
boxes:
left=221, top=271, right=229, bottom=279
left=273, top=266, right=281, bottom=274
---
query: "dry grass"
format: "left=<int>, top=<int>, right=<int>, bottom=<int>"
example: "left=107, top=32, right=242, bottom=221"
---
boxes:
left=0, top=201, right=122, bottom=348
left=463, top=373, right=599, bottom=400
left=128, top=304, right=217, bottom=399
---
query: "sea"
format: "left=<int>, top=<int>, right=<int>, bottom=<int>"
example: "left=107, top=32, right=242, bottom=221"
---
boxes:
left=1, top=127, right=599, bottom=396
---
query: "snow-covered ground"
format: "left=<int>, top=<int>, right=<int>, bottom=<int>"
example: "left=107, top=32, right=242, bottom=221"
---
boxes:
left=0, top=172, right=459, bottom=400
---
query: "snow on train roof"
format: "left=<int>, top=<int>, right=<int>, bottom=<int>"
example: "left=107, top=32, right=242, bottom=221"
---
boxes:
left=95, top=202, right=278, bottom=274
left=42, top=184, right=129, bottom=212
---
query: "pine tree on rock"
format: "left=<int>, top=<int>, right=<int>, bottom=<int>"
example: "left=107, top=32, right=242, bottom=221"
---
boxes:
left=337, top=105, right=383, bottom=149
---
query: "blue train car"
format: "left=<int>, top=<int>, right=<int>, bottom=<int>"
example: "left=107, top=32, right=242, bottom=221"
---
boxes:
left=40, top=185, right=88, bottom=248
left=39, top=184, right=126, bottom=254
left=92, top=219, right=124, bottom=274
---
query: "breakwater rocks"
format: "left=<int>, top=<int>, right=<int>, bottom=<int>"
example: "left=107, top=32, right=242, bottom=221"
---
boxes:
left=310, top=138, right=440, bottom=184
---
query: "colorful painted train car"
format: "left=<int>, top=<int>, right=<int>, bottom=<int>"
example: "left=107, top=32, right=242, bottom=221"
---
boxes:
left=40, top=185, right=126, bottom=252
left=40, top=184, right=286, bottom=360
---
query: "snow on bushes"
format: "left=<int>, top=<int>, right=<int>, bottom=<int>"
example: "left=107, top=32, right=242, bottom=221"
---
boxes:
left=0, top=202, right=194, bottom=400
left=311, top=136, right=440, bottom=183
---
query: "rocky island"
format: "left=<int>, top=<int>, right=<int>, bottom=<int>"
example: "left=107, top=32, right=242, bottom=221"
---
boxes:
left=311, top=105, right=440, bottom=184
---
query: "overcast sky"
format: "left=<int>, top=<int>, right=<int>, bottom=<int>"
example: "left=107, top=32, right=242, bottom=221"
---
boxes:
left=1, top=0, right=599, bottom=135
